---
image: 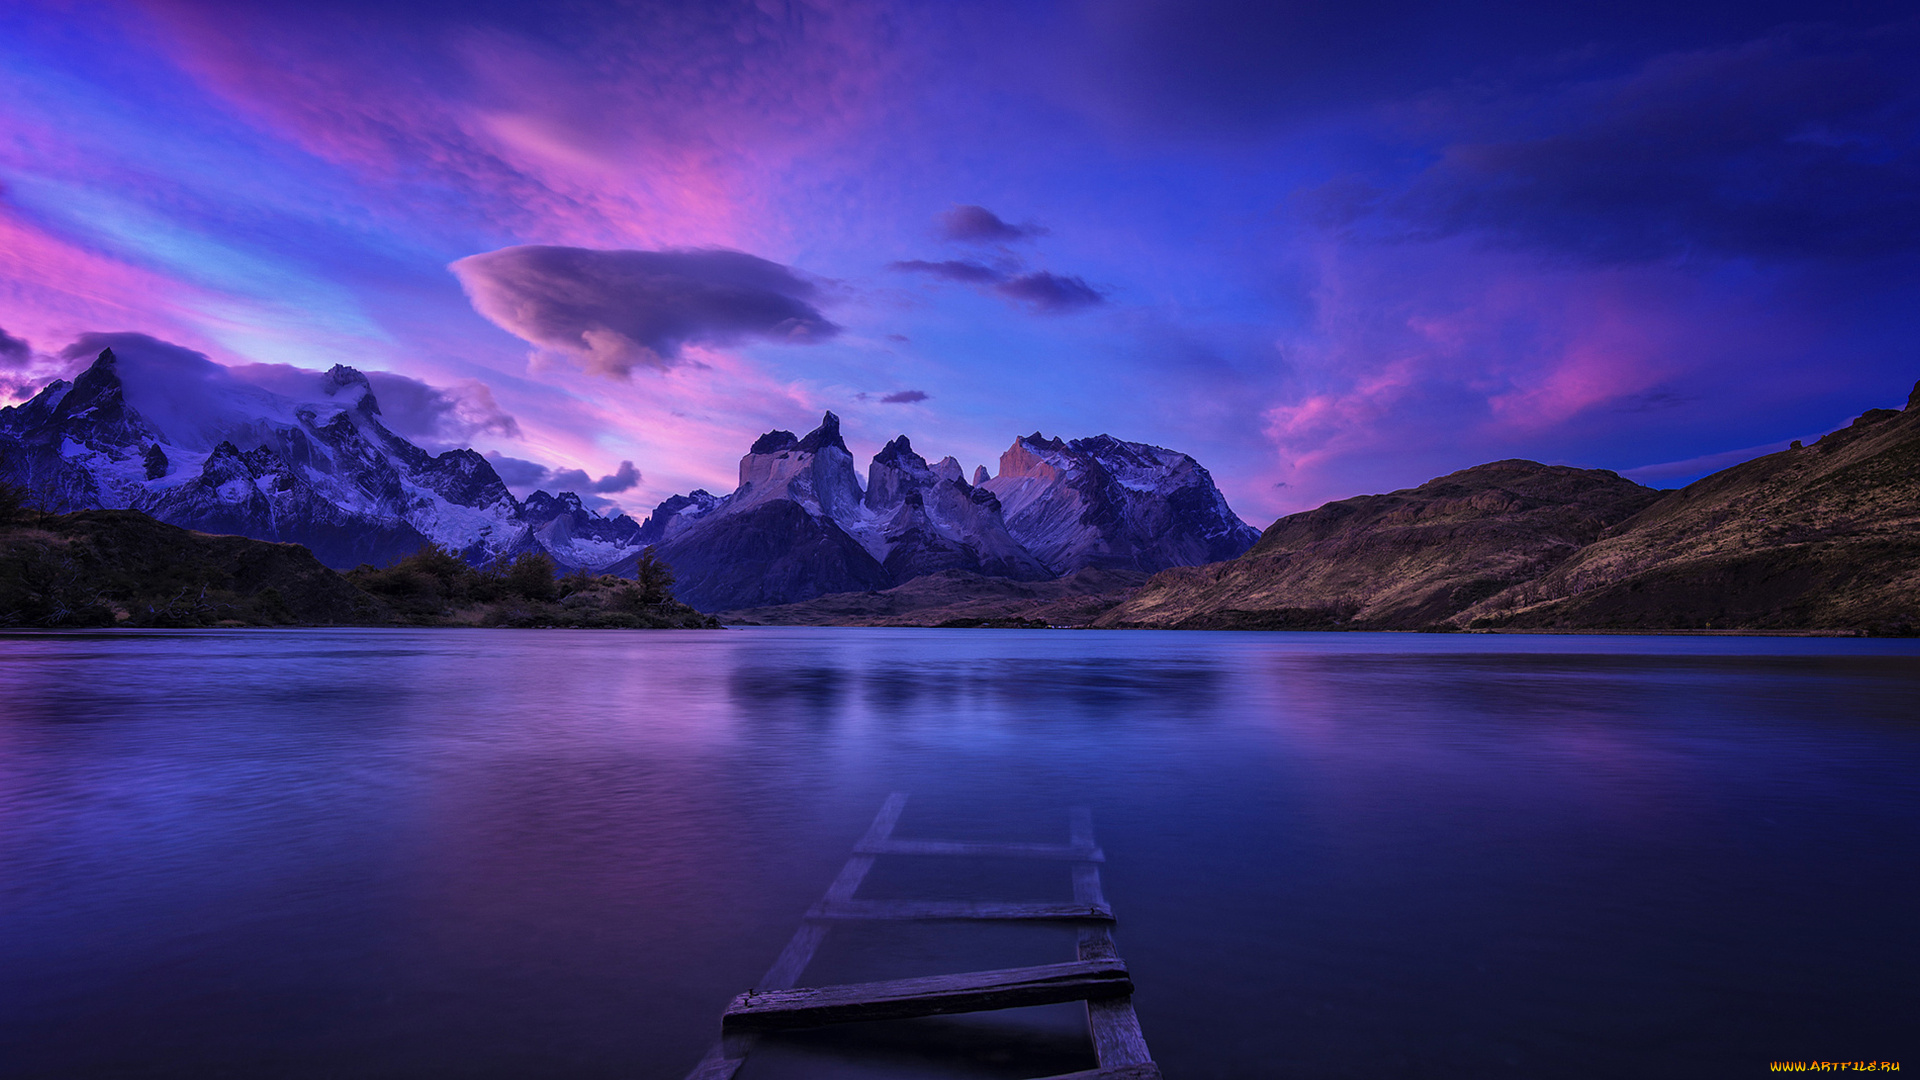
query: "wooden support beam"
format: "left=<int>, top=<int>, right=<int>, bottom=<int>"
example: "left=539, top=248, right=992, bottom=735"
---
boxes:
left=1069, top=807, right=1157, bottom=1071
left=723, top=959, right=1133, bottom=1032
left=805, top=899, right=1115, bottom=923
left=855, top=838, right=1104, bottom=861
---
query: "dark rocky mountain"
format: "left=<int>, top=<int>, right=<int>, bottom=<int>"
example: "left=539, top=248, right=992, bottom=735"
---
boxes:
left=1097, top=460, right=1660, bottom=629
left=1099, top=383, right=1920, bottom=634
left=611, top=414, right=1259, bottom=612
left=864, top=435, right=1050, bottom=582
left=0, top=348, right=643, bottom=571
left=521, top=490, right=642, bottom=570
left=602, top=413, right=888, bottom=611
left=981, top=433, right=1262, bottom=575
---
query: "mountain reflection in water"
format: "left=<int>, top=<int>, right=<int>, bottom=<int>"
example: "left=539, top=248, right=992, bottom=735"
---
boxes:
left=1, top=628, right=1915, bottom=1078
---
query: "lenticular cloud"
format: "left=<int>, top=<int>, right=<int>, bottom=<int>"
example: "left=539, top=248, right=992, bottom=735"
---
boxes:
left=451, top=245, right=839, bottom=378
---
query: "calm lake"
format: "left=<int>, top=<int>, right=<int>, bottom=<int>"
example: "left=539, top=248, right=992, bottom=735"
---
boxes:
left=1, top=628, right=1915, bottom=1078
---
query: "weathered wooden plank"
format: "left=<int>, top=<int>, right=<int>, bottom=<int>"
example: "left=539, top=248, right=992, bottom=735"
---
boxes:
left=758, top=792, right=908, bottom=989
left=1033, top=1064, right=1164, bottom=1080
left=723, top=959, right=1133, bottom=1031
left=1068, top=808, right=1156, bottom=1071
left=684, top=793, right=909, bottom=1080
left=806, top=899, right=1115, bottom=923
left=856, top=838, right=1104, bottom=861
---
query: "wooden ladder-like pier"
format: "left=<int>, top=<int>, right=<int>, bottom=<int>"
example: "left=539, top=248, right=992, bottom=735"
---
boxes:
left=685, top=793, right=1159, bottom=1080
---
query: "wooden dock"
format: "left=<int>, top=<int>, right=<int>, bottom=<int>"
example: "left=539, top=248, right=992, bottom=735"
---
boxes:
left=684, top=793, right=1159, bottom=1079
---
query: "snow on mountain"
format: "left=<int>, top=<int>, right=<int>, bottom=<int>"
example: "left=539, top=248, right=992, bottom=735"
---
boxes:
left=2, top=350, right=1262, bottom=599
left=612, top=413, right=1259, bottom=611
left=981, top=432, right=1262, bottom=575
left=0, top=348, right=642, bottom=570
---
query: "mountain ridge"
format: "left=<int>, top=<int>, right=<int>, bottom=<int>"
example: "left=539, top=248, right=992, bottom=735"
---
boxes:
left=1097, top=383, right=1920, bottom=634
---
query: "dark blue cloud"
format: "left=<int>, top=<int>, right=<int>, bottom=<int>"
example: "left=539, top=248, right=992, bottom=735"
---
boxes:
left=890, top=259, right=1004, bottom=283
left=938, top=204, right=1046, bottom=242
left=891, top=259, right=1107, bottom=313
left=451, top=246, right=839, bottom=377
left=0, top=326, right=28, bottom=364
left=880, top=390, right=929, bottom=403
left=994, top=271, right=1106, bottom=312
left=1064, top=0, right=1915, bottom=132
left=484, top=453, right=639, bottom=495
left=1378, top=26, right=1920, bottom=263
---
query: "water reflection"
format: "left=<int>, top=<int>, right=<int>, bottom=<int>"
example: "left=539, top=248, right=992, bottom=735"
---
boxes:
left=0, top=628, right=1915, bottom=1078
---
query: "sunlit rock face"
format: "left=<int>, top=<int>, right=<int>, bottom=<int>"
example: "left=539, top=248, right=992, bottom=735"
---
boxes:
left=982, top=433, right=1262, bottom=576
left=0, top=349, right=641, bottom=570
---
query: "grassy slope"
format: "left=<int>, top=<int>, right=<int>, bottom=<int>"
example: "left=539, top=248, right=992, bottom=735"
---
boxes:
left=1094, top=461, right=1661, bottom=630
left=1, top=509, right=385, bottom=627
left=1463, top=397, right=1920, bottom=633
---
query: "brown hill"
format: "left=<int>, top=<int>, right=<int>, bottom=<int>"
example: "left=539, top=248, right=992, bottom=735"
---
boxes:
left=1461, top=384, right=1920, bottom=633
left=722, top=566, right=1148, bottom=627
left=1095, top=460, right=1661, bottom=630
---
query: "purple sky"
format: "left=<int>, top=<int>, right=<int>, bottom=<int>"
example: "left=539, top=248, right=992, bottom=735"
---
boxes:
left=3, top=0, right=1917, bottom=523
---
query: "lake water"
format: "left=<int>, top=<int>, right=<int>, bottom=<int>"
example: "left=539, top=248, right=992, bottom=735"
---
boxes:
left=0, top=628, right=1915, bottom=1079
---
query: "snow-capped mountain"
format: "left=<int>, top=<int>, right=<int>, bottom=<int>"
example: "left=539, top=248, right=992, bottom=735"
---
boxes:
left=981, top=433, right=1264, bottom=575
left=3, top=350, right=1261, bottom=604
left=609, top=412, right=1259, bottom=611
left=0, top=348, right=641, bottom=570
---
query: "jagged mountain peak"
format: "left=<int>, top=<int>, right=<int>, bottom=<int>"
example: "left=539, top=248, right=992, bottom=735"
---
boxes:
left=750, top=429, right=799, bottom=454
left=322, top=364, right=381, bottom=415
left=873, top=434, right=927, bottom=471
left=795, top=411, right=847, bottom=453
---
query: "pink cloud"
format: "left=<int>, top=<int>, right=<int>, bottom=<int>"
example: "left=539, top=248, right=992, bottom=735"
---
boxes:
left=1252, top=238, right=1826, bottom=514
left=125, top=0, right=911, bottom=250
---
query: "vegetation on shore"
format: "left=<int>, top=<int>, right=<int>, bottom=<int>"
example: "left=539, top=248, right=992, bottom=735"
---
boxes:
left=0, top=484, right=716, bottom=629
left=346, top=545, right=715, bottom=628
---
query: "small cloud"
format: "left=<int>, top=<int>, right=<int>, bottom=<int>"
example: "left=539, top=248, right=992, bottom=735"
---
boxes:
left=891, top=258, right=1106, bottom=316
left=885, top=333, right=910, bottom=343
left=939, top=205, right=1047, bottom=243
left=889, top=259, right=1005, bottom=283
left=484, top=452, right=639, bottom=496
left=451, top=245, right=839, bottom=378
left=590, top=460, right=641, bottom=493
left=0, top=326, right=28, bottom=364
left=880, top=390, right=929, bottom=403
left=994, top=271, right=1106, bottom=313
left=483, top=452, right=552, bottom=488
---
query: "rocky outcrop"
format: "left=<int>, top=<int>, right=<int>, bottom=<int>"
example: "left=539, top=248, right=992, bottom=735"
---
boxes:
left=981, top=433, right=1261, bottom=575
left=864, top=435, right=1050, bottom=582
left=603, top=413, right=891, bottom=610
left=1096, top=460, right=1662, bottom=630
left=522, top=490, right=642, bottom=571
